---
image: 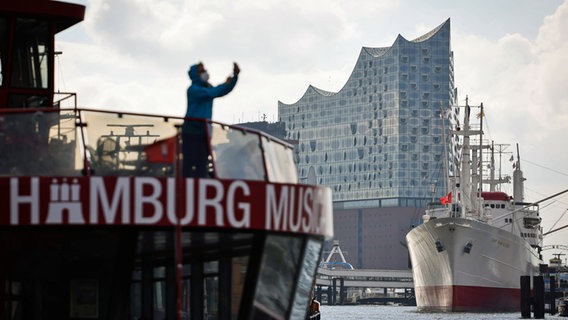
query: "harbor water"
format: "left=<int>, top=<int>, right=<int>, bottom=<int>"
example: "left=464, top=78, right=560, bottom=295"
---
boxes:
left=320, top=305, right=529, bottom=319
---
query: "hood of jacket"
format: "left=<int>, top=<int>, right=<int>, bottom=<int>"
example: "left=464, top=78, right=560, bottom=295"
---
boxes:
left=188, top=64, right=208, bottom=87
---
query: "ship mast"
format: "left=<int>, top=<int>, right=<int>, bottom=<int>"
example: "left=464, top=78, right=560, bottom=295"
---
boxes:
left=513, top=143, right=525, bottom=202
left=489, top=141, right=495, bottom=191
left=478, top=103, right=484, bottom=196
left=453, top=97, right=484, bottom=218
left=472, top=103, right=485, bottom=217
left=485, top=143, right=511, bottom=192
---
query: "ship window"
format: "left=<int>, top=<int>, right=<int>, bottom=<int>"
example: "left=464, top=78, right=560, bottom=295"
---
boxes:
left=11, top=18, right=50, bottom=89
left=3, top=280, right=22, bottom=318
left=289, top=238, right=322, bottom=319
left=262, top=135, right=298, bottom=183
left=0, top=17, right=8, bottom=86
left=523, top=217, right=541, bottom=229
left=211, top=125, right=266, bottom=181
left=7, top=93, right=49, bottom=108
left=251, top=235, right=303, bottom=319
left=153, top=266, right=167, bottom=316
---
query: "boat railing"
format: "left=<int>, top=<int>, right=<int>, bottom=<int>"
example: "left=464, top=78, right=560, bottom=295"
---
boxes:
left=0, top=107, right=298, bottom=183
left=53, top=92, right=78, bottom=109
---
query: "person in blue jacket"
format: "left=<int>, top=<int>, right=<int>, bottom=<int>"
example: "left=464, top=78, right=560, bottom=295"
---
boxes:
left=182, top=62, right=240, bottom=177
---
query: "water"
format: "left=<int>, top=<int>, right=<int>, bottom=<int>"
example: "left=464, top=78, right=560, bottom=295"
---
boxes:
left=320, top=305, right=528, bottom=319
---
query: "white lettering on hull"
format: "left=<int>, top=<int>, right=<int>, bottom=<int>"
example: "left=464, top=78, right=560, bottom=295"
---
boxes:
left=10, top=177, right=39, bottom=225
left=265, top=185, right=324, bottom=234
left=4, top=177, right=331, bottom=237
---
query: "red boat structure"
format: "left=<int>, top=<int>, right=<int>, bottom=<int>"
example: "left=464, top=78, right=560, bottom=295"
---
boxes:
left=0, top=1, right=333, bottom=319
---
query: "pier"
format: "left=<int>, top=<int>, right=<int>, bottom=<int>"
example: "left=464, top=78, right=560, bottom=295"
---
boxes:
left=315, top=241, right=415, bottom=305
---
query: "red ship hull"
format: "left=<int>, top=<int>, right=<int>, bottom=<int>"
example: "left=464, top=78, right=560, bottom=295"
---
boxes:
left=415, top=284, right=519, bottom=312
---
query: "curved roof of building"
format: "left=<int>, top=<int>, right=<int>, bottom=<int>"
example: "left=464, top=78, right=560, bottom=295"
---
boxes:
left=362, top=46, right=390, bottom=58
left=364, top=18, right=450, bottom=59
left=280, top=19, right=450, bottom=105
left=279, top=85, right=337, bottom=106
left=411, top=18, right=450, bottom=42
left=310, top=85, right=336, bottom=96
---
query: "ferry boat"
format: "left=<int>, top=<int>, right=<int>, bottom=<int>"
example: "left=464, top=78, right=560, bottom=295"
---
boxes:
left=406, top=100, right=543, bottom=312
left=0, top=1, right=333, bottom=319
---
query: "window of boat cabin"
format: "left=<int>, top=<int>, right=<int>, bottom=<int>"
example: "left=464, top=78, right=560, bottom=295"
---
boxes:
left=129, top=231, right=254, bottom=320
left=251, top=235, right=302, bottom=318
left=289, top=238, right=323, bottom=319
left=8, top=18, right=50, bottom=108
left=11, top=18, right=49, bottom=89
left=0, top=17, right=7, bottom=86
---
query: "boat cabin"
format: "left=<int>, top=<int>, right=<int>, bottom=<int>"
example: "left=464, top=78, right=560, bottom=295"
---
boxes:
left=0, top=1, right=333, bottom=320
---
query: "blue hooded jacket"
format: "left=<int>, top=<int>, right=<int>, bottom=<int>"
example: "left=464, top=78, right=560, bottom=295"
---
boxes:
left=185, top=64, right=238, bottom=121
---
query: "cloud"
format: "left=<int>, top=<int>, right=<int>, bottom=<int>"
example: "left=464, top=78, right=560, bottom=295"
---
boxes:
left=60, top=0, right=568, bottom=144
left=79, top=0, right=400, bottom=73
left=55, top=0, right=568, bottom=262
left=63, top=0, right=401, bottom=122
left=536, top=1, right=568, bottom=117
left=454, top=0, right=568, bottom=156
left=56, top=39, right=186, bottom=116
left=451, top=1, right=568, bottom=255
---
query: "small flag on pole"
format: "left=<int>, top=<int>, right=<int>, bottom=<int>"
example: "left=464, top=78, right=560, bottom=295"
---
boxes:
left=145, top=136, right=177, bottom=164
left=440, top=192, right=452, bottom=205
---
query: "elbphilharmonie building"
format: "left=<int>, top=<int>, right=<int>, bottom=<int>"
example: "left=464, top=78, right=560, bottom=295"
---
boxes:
left=278, top=19, right=460, bottom=269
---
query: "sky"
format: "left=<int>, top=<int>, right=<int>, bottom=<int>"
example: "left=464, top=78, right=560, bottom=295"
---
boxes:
left=56, top=0, right=568, bottom=261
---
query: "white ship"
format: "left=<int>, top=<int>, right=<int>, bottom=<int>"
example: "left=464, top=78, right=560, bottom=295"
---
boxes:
left=406, top=99, right=543, bottom=312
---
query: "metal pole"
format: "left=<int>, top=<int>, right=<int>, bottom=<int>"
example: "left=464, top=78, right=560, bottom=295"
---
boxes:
left=175, top=127, right=183, bottom=320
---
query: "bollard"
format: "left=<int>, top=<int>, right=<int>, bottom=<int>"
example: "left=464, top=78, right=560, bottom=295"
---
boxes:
left=520, top=276, right=531, bottom=318
left=339, top=278, right=345, bottom=305
left=550, top=276, right=557, bottom=315
left=534, top=276, right=545, bottom=319
left=332, top=278, right=338, bottom=305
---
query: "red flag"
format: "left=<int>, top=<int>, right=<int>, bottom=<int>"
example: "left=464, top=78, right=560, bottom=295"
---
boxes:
left=440, top=192, right=452, bottom=205
left=145, top=136, right=177, bottom=164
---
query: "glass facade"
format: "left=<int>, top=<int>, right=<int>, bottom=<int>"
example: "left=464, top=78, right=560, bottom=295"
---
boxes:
left=279, top=19, right=459, bottom=207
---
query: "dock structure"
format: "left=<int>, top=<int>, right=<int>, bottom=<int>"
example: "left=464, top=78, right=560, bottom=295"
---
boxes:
left=316, top=267, right=413, bottom=289
left=316, top=241, right=415, bottom=305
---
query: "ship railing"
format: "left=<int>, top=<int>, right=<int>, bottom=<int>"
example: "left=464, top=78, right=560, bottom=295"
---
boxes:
left=0, top=107, right=298, bottom=183
left=53, top=92, right=77, bottom=109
